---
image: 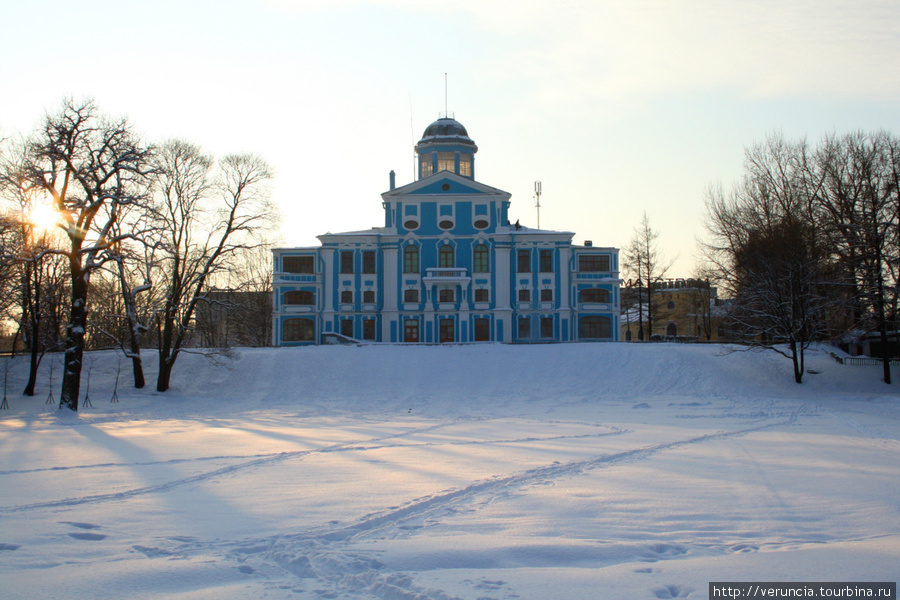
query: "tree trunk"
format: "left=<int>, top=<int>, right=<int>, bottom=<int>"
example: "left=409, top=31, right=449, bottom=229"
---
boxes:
left=60, top=270, right=88, bottom=411
left=130, top=350, right=145, bottom=389
left=24, top=335, right=39, bottom=396
left=790, top=340, right=804, bottom=384
left=157, top=358, right=174, bottom=393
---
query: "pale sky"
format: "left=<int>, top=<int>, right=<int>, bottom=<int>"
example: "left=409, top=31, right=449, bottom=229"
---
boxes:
left=2, top=0, right=898, bottom=275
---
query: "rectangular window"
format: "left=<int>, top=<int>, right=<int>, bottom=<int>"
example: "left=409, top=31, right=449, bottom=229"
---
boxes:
left=363, top=320, right=375, bottom=340
left=362, top=251, right=376, bottom=274
left=404, top=319, right=419, bottom=342
left=283, top=318, right=314, bottom=341
left=474, top=318, right=490, bottom=341
left=459, top=155, right=472, bottom=178
left=363, top=290, right=375, bottom=304
left=578, top=254, right=610, bottom=272
left=518, top=289, right=531, bottom=302
left=340, top=251, right=354, bottom=274
left=541, top=317, right=554, bottom=338
left=540, top=249, right=553, bottom=273
left=473, top=244, right=489, bottom=273
left=517, top=250, right=531, bottom=273
left=404, top=246, right=419, bottom=274
left=437, top=151, right=455, bottom=173
left=439, top=246, right=455, bottom=268
left=474, top=288, right=489, bottom=302
left=340, top=290, right=352, bottom=304
left=420, top=158, right=433, bottom=179
left=404, top=289, right=419, bottom=303
left=283, top=256, right=314, bottom=274
left=540, top=289, right=553, bottom=302
left=439, top=289, right=455, bottom=303
left=518, top=317, right=531, bottom=339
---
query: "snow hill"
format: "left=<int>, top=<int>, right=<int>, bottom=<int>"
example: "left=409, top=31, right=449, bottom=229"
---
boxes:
left=0, top=343, right=898, bottom=600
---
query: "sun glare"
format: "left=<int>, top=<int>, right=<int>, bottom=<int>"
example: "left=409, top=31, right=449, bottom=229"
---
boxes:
left=27, top=198, right=59, bottom=235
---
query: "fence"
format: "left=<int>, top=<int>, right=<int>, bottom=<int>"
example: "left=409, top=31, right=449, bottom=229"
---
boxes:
left=831, top=353, right=900, bottom=367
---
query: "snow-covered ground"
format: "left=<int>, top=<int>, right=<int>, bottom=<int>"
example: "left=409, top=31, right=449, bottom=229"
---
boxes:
left=0, top=343, right=898, bottom=600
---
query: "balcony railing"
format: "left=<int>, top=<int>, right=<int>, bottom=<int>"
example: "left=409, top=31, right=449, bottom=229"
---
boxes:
left=423, top=268, right=471, bottom=283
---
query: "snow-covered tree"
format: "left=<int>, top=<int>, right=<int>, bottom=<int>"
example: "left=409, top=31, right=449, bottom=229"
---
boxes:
left=7, top=99, right=156, bottom=410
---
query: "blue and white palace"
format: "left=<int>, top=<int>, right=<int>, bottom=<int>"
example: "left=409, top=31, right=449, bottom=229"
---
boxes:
left=272, top=117, right=620, bottom=345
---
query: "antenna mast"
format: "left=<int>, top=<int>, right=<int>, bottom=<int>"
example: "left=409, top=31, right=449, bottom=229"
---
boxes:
left=534, top=181, right=542, bottom=229
left=444, top=72, right=448, bottom=117
left=409, top=91, right=416, bottom=179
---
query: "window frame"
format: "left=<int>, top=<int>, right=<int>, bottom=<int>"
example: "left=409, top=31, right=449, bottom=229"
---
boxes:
left=439, top=245, right=455, bottom=268
left=579, top=315, right=612, bottom=339
left=541, top=317, right=554, bottom=338
left=473, top=243, right=489, bottom=273
left=539, top=249, right=553, bottom=273
left=579, top=288, right=610, bottom=303
left=282, top=317, right=314, bottom=342
left=362, top=251, right=376, bottom=274
left=284, top=290, right=315, bottom=305
left=283, top=256, right=314, bottom=274
left=578, top=254, right=611, bottom=272
left=340, top=251, right=354, bottom=274
left=517, top=249, right=531, bottom=273
left=404, top=245, right=419, bottom=274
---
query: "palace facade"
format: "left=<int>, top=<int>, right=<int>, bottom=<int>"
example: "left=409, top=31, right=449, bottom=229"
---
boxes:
left=272, top=117, right=620, bottom=345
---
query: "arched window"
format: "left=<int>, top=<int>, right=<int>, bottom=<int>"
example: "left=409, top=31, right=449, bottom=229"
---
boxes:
left=666, top=322, right=677, bottom=337
left=284, top=290, right=314, bottom=305
left=439, top=245, right=455, bottom=268
left=579, top=288, right=610, bottom=303
left=404, top=245, right=419, bottom=273
left=282, top=318, right=314, bottom=342
left=579, top=316, right=612, bottom=339
left=473, top=244, right=489, bottom=273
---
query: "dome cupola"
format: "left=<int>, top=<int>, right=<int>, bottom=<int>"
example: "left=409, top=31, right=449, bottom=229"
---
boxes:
left=415, top=117, right=477, bottom=180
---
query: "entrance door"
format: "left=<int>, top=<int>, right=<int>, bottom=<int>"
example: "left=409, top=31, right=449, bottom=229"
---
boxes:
left=404, top=319, right=419, bottom=343
left=439, top=319, right=454, bottom=343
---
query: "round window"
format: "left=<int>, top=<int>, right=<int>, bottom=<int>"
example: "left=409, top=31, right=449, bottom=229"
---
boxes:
left=474, top=219, right=489, bottom=229
left=439, top=220, right=454, bottom=230
left=403, top=220, right=419, bottom=230
left=441, top=183, right=451, bottom=191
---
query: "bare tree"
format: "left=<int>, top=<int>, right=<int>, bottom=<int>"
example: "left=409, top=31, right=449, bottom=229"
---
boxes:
left=153, top=140, right=274, bottom=392
left=704, top=134, right=834, bottom=383
left=814, top=131, right=900, bottom=383
left=623, top=212, right=675, bottom=339
left=9, top=98, right=155, bottom=410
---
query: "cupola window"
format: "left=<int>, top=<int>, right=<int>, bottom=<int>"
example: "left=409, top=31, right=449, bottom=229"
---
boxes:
left=437, top=152, right=455, bottom=173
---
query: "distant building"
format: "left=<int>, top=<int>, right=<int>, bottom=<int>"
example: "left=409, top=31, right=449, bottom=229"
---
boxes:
left=272, top=117, right=620, bottom=345
left=620, top=278, right=721, bottom=341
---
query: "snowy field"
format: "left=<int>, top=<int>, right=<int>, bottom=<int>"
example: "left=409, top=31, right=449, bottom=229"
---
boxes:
left=0, top=343, right=898, bottom=600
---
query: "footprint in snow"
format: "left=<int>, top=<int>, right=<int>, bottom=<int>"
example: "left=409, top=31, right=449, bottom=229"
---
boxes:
left=68, top=532, right=107, bottom=541
left=654, top=584, right=692, bottom=598
left=60, top=521, right=101, bottom=530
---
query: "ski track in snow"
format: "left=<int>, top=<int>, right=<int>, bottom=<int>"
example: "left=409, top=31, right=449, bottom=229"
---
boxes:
left=113, top=403, right=811, bottom=600
left=0, top=419, right=630, bottom=513
left=2, top=344, right=896, bottom=600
